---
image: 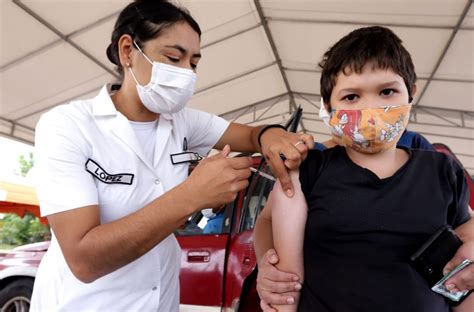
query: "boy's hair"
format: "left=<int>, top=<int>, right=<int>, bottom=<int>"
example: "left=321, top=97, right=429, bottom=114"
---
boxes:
left=319, top=26, right=417, bottom=108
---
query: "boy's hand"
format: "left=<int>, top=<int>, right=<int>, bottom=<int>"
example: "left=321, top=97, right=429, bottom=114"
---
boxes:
left=256, top=248, right=302, bottom=311
left=443, top=241, right=474, bottom=293
left=260, top=129, right=314, bottom=197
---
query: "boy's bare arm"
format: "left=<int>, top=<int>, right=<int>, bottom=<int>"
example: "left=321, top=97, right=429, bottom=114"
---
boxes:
left=254, top=194, right=301, bottom=310
left=254, top=196, right=274, bottom=263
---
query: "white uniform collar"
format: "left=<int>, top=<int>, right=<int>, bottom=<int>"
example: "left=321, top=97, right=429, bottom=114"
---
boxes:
left=92, top=84, right=174, bottom=120
left=92, top=85, right=117, bottom=117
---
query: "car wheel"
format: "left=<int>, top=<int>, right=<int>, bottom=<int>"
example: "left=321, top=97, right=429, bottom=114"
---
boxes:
left=0, top=278, right=34, bottom=312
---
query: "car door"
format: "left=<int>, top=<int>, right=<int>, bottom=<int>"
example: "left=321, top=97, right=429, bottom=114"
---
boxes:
left=176, top=202, right=234, bottom=311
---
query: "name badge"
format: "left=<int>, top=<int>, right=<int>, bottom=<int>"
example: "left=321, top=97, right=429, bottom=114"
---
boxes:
left=85, top=159, right=134, bottom=185
left=170, top=152, right=203, bottom=165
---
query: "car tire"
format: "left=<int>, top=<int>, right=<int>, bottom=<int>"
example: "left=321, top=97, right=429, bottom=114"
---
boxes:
left=0, top=278, right=34, bottom=312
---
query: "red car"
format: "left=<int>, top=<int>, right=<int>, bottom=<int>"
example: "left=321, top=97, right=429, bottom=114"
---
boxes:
left=0, top=156, right=271, bottom=312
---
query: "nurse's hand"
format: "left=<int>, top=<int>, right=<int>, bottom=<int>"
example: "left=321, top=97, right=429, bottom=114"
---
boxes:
left=257, top=248, right=301, bottom=312
left=260, top=129, right=314, bottom=197
left=186, top=145, right=252, bottom=210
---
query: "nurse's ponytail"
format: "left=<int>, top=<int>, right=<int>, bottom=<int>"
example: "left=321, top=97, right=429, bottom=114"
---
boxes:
left=106, top=0, right=201, bottom=78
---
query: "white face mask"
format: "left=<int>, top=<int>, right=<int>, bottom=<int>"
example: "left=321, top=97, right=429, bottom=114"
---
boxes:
left=129, top=41, right=197, bottom=114
left=201, top=208, right=216, bottom=219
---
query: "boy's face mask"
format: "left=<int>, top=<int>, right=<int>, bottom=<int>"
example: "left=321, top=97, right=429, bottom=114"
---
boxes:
left=325, top=104, right=412, bottom=154
left=319, top=99, right=331, bottom=126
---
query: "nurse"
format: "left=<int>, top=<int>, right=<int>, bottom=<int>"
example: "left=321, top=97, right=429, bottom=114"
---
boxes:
left=30, top=1, right=313, bottom=311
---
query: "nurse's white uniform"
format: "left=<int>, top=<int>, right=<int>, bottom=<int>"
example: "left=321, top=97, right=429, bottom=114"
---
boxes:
left=30, top=85, right=229, bottom=311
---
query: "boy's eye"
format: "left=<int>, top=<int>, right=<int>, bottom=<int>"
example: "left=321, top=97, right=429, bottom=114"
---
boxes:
left=191, top=63, right=197, bottom=70
left=380, top=88, right=396, bottom=97
left=342, top=94, right=358, bottom=102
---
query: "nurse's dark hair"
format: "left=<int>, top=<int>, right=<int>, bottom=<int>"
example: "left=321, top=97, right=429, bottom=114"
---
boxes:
left=319, top=26, right=417, bottom=109
left=106, top=0, right=201, bottom=76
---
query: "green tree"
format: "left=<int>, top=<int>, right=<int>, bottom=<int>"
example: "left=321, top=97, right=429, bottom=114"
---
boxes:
left=18, top=152, right=34, bottom=177
left=0, top=213, right=50, bottom=246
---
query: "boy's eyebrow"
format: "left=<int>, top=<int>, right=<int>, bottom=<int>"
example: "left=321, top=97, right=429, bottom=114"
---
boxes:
left=379, top=81, right=403, bottom=88
left=164, top=44, right=201, bottom=58
left=337, top=88, right=360, bottom=95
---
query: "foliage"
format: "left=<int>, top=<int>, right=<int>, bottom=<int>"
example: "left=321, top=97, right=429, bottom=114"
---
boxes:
left=0, top=213, right=50, bottom=246
left=18, top=152, right=35, bottom=177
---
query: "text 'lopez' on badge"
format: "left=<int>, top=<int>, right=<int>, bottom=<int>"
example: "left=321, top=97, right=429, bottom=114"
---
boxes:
left=85, top=159, right=134, bottom=185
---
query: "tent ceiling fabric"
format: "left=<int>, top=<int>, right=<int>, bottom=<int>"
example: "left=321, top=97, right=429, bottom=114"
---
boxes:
left=0, top=0, right=473, bottom=173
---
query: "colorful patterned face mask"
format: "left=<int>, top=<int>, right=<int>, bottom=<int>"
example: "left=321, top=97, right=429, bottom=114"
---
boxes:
left=328, top=104, right=412, bottom=153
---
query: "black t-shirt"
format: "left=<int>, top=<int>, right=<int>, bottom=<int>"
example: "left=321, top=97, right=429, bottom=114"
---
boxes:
left=298, top=146, right=470, bottom=312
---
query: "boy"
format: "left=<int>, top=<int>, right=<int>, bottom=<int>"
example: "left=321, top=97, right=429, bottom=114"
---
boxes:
left=254, top=26, right=473, bottom=311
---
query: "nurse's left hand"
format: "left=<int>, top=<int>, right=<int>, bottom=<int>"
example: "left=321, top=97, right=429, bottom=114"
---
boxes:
left=260, top=128, right=314, bottom=197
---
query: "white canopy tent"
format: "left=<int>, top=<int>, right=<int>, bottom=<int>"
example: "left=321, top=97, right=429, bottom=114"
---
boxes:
left=1, top=0, right=473, bottom=173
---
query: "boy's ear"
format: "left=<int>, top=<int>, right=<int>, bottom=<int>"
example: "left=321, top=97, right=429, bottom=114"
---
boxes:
left=409, top=84, right=417, bottom=103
